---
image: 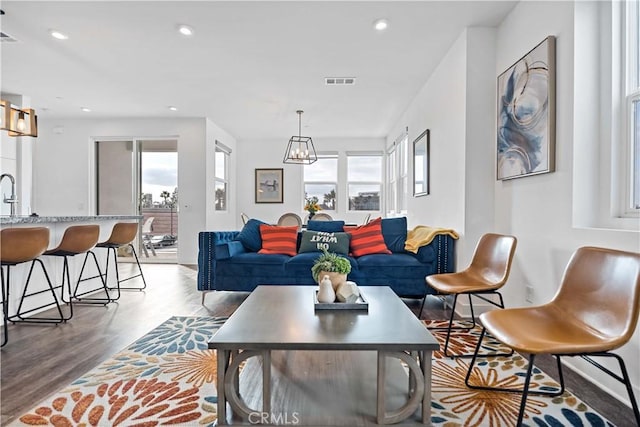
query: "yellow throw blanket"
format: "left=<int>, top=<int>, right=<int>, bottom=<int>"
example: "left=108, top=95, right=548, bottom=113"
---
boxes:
left=404, top=225, right=459, bottom=253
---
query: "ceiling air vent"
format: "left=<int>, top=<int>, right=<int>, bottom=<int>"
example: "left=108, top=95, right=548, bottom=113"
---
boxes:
left=325, top=77, right=356, bottom=86
left=0, top=32, right=19, bottom=43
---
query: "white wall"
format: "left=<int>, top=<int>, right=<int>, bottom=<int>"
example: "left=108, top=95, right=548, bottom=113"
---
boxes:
left=0, top=132, right=18, bottom=216
left=387, top=32, right=468, bottom=259
left=1, top=94, right=34, bottom=216
left=386, top=27, right=497, bottom=268
left=236, top=137, right=384, bottom=227
left=496, top=0, right=639, bottom=409
left=32, top=117, right=236, bottom=264
left=205, top=118, right=238, bottom=231
left=386, top=0, right=639, bottom=410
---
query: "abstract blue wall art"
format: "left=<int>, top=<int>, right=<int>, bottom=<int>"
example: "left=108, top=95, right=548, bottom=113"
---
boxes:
left=497, top=36, right=556, bottom=180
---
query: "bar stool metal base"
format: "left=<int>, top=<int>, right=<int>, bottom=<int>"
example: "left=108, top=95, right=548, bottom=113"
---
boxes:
left=104, top=243, right=147, bottom=292
left=73, top=250, right=111, bottom=304
left=5, top=259, right=68, bottom=325
left=75, top=243, right=146, bottom=303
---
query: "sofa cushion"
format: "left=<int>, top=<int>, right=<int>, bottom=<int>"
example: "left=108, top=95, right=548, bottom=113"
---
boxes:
left=355, top=253, right=433, bottom=297
left=214, top=241, right=246, bottom=260
left=298, top=231, right=350, bottom=255
left=344, top=217, right=391, bottom=257
left=217, top=252, right=289, bottom=282
left=258, top=225, right=298, bottom=256
left=307, top=220, right=345, bottom=233
left=381, top=217, right=408, bottom=253
left=236, top=218, right=267, bottom=252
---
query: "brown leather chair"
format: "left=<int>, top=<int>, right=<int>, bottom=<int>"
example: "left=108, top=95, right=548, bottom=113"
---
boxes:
left=465, top=246, right=640, bottom=425
left=43, top=225, right=104, bottom=311
left=422, top=233, right=517, bottom=357
left=76, top=222, right=146, bottom=303
left=1, top=227, right=58, bottom=347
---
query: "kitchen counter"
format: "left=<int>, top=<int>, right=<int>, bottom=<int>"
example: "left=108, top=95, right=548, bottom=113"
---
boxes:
left=1, top=215, right=142, bottom=225
left=0, top=214, right=145, bottom=333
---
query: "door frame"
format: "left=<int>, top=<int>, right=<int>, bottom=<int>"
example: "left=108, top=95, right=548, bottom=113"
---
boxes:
left=90, top=135, right=179, bottom=262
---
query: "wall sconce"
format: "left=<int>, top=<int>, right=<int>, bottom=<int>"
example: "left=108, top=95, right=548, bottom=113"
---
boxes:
left=0, top=100, right=38, bottom=137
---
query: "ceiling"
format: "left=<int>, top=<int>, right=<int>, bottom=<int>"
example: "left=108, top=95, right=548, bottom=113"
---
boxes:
left=0, top=1, right=516, bottom=140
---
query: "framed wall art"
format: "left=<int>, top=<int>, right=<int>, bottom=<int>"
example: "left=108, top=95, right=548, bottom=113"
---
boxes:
left=255, top=168, right=283, bottom=203
left=413, top=129, right=430, bottom=196
left=497, top=35, right=556, bottom=180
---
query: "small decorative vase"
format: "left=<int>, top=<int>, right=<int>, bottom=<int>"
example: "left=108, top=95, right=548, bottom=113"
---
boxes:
left=309, top=212, right=315, bottom=220
left=317, top=271, right=347, bottom=292
left=317, top=275, right=336, bottom=303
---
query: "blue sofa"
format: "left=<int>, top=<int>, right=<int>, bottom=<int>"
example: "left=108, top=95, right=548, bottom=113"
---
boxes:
left=197, top=217, right=455, bottom=298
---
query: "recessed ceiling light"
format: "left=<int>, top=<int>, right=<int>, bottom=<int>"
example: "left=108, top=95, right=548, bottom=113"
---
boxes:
left=373, top=19, right=389, bottom=31
left=80, top=107, right=91, bottom=112
left=168, top=106, right=178, bottom=111
left=49, top=29, right=69, bottom=40
left=177, top=24, right=194, bottom=36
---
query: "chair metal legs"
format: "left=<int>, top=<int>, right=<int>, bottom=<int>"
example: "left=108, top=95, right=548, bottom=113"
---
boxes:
left=1, top=266, right=8, bottom=347
left=426, top=291, right=513, bottom=358
left=580, top=353, right=640, bottom=425
left=74, top=243, right=146, bottom=304
left=73, top=250, right=110, bottom=304
left=109, top=244, right=147, bottom=291
left=462, top=327, right=640, bottom=426
left=465, top=328, right=565, bottom=426
left=7, top=260, right=68, bottom=324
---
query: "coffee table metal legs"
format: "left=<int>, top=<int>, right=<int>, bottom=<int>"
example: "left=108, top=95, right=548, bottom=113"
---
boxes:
left=217, top=349, right=432, bottom=425
left=377, top=350, right=432, bottom=425
left=216, top=349, right=271, bottom=425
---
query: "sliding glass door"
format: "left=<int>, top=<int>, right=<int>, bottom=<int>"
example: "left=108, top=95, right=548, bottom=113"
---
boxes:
left=95, top=139, right=178, bottom=263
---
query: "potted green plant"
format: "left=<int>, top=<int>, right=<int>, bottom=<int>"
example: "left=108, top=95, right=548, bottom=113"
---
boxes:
left=311, top=249, right=352, bottom=291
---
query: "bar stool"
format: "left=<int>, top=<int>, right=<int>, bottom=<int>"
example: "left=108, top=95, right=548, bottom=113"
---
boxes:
left=76, top=222, right=146, bottom=303
left=43, top=224, right=104, bottom=310
left=1, top=227, right=60, bottom=347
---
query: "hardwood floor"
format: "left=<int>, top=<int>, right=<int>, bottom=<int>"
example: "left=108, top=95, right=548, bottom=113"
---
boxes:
left=0, top=263, right=635, bottom=425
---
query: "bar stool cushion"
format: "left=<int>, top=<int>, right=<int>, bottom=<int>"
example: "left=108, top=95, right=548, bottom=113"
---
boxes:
left=98, top=222, right=138, bottom=247
left=1, top=227, right=49, bottom=264
left=44, top=225, right=100, bottom=256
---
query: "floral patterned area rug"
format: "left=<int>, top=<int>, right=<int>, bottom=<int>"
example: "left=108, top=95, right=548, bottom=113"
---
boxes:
left=12, top=317, right=227, bottom=427
left=12, top=317, right=614, bottom=426
left=424, top=319, right=614, bottom=427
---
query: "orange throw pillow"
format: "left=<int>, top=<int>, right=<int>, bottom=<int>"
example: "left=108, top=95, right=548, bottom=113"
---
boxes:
left=344, top=217, right=391, bottom=257
left=258, top=225, right=298, bottom=256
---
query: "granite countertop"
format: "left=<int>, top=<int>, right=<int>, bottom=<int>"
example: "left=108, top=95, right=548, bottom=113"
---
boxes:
left=0, top=215, right=142, bottom=225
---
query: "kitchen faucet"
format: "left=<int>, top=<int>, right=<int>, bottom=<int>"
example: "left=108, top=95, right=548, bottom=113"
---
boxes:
left=0, top=173, right=18, bottom=217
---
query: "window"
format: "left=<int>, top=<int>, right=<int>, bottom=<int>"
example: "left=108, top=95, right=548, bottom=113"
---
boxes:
left=303, top=154, right=337, bottom=211
left=387, top=132, right=408, bottom=215
left=214, top=142, right=230, bottom=211
left=347, top=153, right=382, bottom=211
left=626, top=0, right=640, bottom=212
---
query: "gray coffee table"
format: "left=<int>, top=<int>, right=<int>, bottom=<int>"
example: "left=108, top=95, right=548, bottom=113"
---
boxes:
left=208, top=285, right=439, bottom=425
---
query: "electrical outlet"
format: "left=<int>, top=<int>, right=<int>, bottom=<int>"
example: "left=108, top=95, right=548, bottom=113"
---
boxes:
left=525, top=285, right=534, bottom=303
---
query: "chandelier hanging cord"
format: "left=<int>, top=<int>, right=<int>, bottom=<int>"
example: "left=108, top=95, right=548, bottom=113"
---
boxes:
left=297, top=110, right=303, bottom=137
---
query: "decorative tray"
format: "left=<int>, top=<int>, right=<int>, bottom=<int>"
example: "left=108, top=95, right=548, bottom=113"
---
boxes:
left=314, top=290, right=368, bottom=311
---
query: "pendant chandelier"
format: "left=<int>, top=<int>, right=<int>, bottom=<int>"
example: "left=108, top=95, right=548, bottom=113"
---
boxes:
left=283, top=110, right=317, bottom=165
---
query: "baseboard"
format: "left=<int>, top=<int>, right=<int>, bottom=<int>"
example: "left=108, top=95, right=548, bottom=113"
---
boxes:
left=562, top=358, right=640, bottom=411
